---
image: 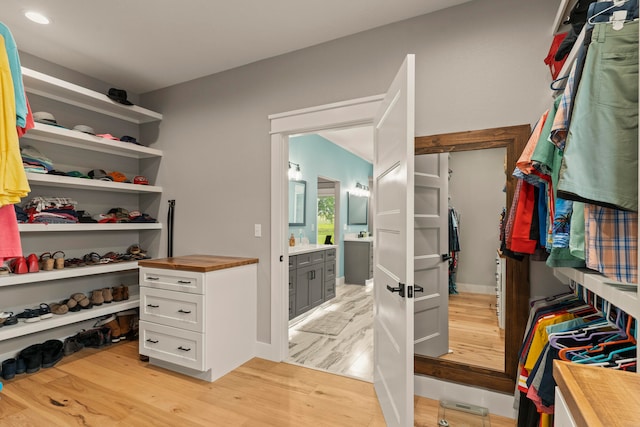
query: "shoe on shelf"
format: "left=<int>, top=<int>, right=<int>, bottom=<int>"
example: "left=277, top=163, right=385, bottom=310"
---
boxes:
left=0, top=266, right=9, bottom=275
left=38, top=303, right=52, bottom=320
left=112, top=285, right=124, bottom=302
left=39, top=252, right=54, bottom=271
left=16, top=308, right=41, bottom=323
left=26, top=253, right=39, bottom=273
left=102, top=287, right=113, bottom=304
left=16, top=357, right=26, bottom=375
left=41, top=340, right=64, bottom=368
left=52, top=251, right=65, bottom=270
left=117, top=309, right=138, bottom=339
left=94, top=314, right=121, bottom=343
left=3, top=313, right=18, bottom=326
left=10, top=257, right=28, bottom=274
left=19, top=343, right=43, bottom=373
left=63, top=298, right=80, bottom=312
left=50, top=302, right=68, bottom=315
left=70, top=293, right=92, bottom=309
left=90, top=289, right=104, bottom=306
left=63, top=335, right=83, bottom=356
left=1, top=358, right=16, bottom=380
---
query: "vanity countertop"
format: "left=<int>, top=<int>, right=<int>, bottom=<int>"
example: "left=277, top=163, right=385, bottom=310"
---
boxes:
left=288, top=244, right=338, bottom=255
left=344, top=237, right=374, bottom=242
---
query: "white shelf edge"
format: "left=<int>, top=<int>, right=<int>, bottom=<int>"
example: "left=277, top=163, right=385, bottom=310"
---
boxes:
left=23, top=123, right=163, bottom=159
left=19, top=223, right=162, bottom=232
left=0, top=297, right=140, bottom=341
left=554, top=267, right=639, bottom=320
left=0, top=261, right=139, bottom=287
left=22, top=67, right=162, bottom=124
left=26, top=172, right=162, bottom=194
left=552, top=0, right=575, bottom=35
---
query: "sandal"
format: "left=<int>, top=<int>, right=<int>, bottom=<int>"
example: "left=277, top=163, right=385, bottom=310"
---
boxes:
left=0, top=266, right=9, bottom=275
left=83, top=252, right=101, bottom=265
left=50, top=302, right=68, bottom=315
left=40, top=252, right=54, bottom=271
left=52, top=251, right=65, bottom=269
left=64, top=258, right=86, bottom=268
left=70, top=293, right=92, bottom=309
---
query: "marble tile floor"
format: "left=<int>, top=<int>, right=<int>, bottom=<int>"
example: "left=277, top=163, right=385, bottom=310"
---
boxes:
left=288, top=282, right=373, bottom=382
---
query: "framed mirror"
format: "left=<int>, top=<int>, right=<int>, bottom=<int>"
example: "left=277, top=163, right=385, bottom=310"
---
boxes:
left=289, top=180, right=306, bottom=226
left=413, top=124, right=531, bottom=393
left=347, top=192, right=368, bottom=225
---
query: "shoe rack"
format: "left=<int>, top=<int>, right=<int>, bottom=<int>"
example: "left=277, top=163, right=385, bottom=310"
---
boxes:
left=0, top=66, right=163, bottom=358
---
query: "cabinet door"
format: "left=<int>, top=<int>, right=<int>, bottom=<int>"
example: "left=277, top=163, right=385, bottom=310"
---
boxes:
left=295, top=266, right=312, bottom=315
left=309, top=265, right=324, bottom=308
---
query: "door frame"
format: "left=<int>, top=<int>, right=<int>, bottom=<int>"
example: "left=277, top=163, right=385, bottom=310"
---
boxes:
left=269, top=95, right=384, bottom=361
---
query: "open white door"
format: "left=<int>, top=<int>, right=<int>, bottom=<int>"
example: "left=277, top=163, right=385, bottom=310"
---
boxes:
left=414, top=153, right=449, bottom=357
left=373, top=54, right=415, bottom=427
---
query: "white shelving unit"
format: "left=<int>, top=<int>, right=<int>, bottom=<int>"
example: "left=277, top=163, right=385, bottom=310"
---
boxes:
left=22, top=67, right=162, bottom=124
left=0, top=298, right=140, bottom=341
left=0, top=65, right=164, bottom=355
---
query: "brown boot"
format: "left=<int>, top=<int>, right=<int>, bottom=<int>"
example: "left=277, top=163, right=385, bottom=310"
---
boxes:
left=102, top=287, right=113, bottom=304
left=94, top=315, right=121, bottom=343
left=122, top=284, right=129, bottom=300
left=117, top=310, right=136, bottom=339
left=112, top=285, right=124, bottom=302
left=91, top=289, right=104, bottom=306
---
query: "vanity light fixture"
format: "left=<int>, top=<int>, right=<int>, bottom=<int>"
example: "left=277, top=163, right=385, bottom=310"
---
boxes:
left=353, top=182, right=370, bottom=197
left=288, top=162, right=301, bottom=180
left=25, top=11, right=50, bottom=24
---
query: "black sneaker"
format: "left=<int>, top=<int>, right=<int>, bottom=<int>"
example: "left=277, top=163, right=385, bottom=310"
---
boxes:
left=16, top=309, right=40, bottom=323
left=42, top=340, right=64, bottom=368
left=63, top=336, right=83, bottom=356
left=38, top=303, right=52, bottom=320
left=1, top=358, right=16, bottom=380
left=19, top=344, right=43, bottom=373
left=16, top=357, right=26, bottom=375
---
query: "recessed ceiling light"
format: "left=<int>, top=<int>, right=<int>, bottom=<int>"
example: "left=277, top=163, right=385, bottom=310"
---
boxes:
left=25, top=11, right=50, bottom=25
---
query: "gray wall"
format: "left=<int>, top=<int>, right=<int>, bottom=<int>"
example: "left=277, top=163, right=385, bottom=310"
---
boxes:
left=449, top=148, right=506, bottom=291
left=139, top=0, right=564, bottom=344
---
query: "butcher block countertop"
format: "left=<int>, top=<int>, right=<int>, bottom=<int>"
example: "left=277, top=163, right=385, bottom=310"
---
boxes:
left=138, top=254, right=259, bottom=273
left=553, top=360, right=640, bottom=427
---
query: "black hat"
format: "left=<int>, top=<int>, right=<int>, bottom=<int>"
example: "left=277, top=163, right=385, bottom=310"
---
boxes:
left=107, top=88, right=133, bottom=106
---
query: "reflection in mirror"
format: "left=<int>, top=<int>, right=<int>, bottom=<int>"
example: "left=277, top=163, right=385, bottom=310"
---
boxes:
left=289, top=180, right=306, bottom=225
left=440, top=148, right=506, bottom=371
left=413, top=125, right=530, bottom=394
left=347, top=192, right=368, bottom=225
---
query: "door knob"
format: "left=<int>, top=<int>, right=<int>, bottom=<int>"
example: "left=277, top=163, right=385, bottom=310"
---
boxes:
left=386, top=282, right=405, bottom=298
left=414, top=285, right=424, bottom=293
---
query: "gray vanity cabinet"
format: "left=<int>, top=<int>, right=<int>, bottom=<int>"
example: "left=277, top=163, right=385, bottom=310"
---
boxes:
left=344, top=240, right=373, bottom=284
left=289, top=247, right=336, bottom=319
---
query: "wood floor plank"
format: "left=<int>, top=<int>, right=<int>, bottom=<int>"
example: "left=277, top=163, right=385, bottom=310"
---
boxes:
left=0, top=340, right=514, bottom=426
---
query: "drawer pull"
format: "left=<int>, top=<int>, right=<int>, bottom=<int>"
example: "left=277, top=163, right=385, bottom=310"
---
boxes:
left=147, top=276, right=160, bottom=281
left=146, top=339, right=159, bottom=344
left=177, top=280, right=192, bottom=284
left=178, top=309, right=192, bottom=314
left=147, top=304, right=160, bottom=308
left=178, top=346, right=191, bottom=352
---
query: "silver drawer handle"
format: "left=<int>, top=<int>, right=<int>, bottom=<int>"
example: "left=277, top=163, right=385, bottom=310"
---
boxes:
left=147, top=276, right=160, bottom=281
left=178, top=346, right=191, bottom=352
left=146, top=339, right=159, bottom=343
left=147, top=304, right=160, bottom=308
left=177, top=280, right=192, bottom=284
left=178, top=309, right=191, bottom=314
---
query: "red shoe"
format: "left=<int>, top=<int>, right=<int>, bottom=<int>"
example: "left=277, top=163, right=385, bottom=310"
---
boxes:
left=10, top=257, right=28, bottom=274
left=26, top=253, right=39, bottom=273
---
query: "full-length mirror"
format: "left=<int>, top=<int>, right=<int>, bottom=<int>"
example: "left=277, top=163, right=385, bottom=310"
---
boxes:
left=289, top=180, right=306, bottom=226
left=413, top=125, right=531, bottom=393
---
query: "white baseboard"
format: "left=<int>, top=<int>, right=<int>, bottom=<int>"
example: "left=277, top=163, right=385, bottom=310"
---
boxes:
left=255, top=340, right=279, bottom=361
left=454, top=282, right=496, bottom=295
left=414, top=374, right=516, bottom=419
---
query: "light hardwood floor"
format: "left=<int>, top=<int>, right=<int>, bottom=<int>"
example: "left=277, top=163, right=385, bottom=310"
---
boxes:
left=0, top=340, right=515, bottom=426
left=440, top=292, right=506, bottom=371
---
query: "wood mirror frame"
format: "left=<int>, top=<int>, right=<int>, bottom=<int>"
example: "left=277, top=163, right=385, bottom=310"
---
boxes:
left=413, top=124, right=531, bottom=393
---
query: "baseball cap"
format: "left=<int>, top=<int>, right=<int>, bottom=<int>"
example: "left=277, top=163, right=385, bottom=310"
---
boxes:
left=107, top=171, right=128, bottom=182
left=107, top=88, right=134, bottom=106
left=33, top=112, right=66, bottom=128
left=133, top=176, right=149, bottom=185
left=72, top=124, right=96, bottom=135
left=88, top=169, right=113, bottom=181
left=120, top=135, right=141, bottom=145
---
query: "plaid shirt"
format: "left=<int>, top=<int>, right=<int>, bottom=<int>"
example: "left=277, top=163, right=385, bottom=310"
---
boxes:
left=585, top=204, right=638, bottom=284
left=550, top=62, right=577, bottom=151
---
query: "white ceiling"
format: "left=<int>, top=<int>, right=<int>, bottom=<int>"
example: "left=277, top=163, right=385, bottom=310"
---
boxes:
left=3, top=0, right=472, bottom=161
left=3, top=0, right=472, bottom=94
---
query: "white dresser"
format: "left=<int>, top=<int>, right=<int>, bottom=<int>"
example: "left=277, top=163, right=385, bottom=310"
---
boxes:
left=138, top=255, right=258, bottom=382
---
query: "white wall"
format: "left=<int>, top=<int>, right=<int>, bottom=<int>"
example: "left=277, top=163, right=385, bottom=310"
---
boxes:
left=140, top=0, right=561, bottom=345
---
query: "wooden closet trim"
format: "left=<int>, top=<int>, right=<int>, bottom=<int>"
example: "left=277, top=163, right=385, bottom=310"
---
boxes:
left=414, top=124, right=531, bottom=394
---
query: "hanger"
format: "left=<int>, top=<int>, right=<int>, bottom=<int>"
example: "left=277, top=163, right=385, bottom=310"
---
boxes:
left=550, top=75, right=569, bottom=91
left=588, top=0, right=629, bottom=28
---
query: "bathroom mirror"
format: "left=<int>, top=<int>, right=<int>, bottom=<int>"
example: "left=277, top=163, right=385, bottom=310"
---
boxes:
left=289, top=180, right=306, bottom=226
left=347, top=192, right=368, bottom=225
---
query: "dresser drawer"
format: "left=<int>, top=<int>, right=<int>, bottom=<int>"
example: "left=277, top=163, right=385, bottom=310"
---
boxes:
left=140, top=267, right=204, bottom=294
left=325, top=248, right=336, bottom=261
left=296, top=251, right=325, bottom=267
left=139, top=321, right=205, bottom=371
left=140, top=287, right=204, bottom=332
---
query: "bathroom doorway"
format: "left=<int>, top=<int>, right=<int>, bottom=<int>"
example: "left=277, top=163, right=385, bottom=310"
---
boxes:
left=317, top=177, right=337, bottom=245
